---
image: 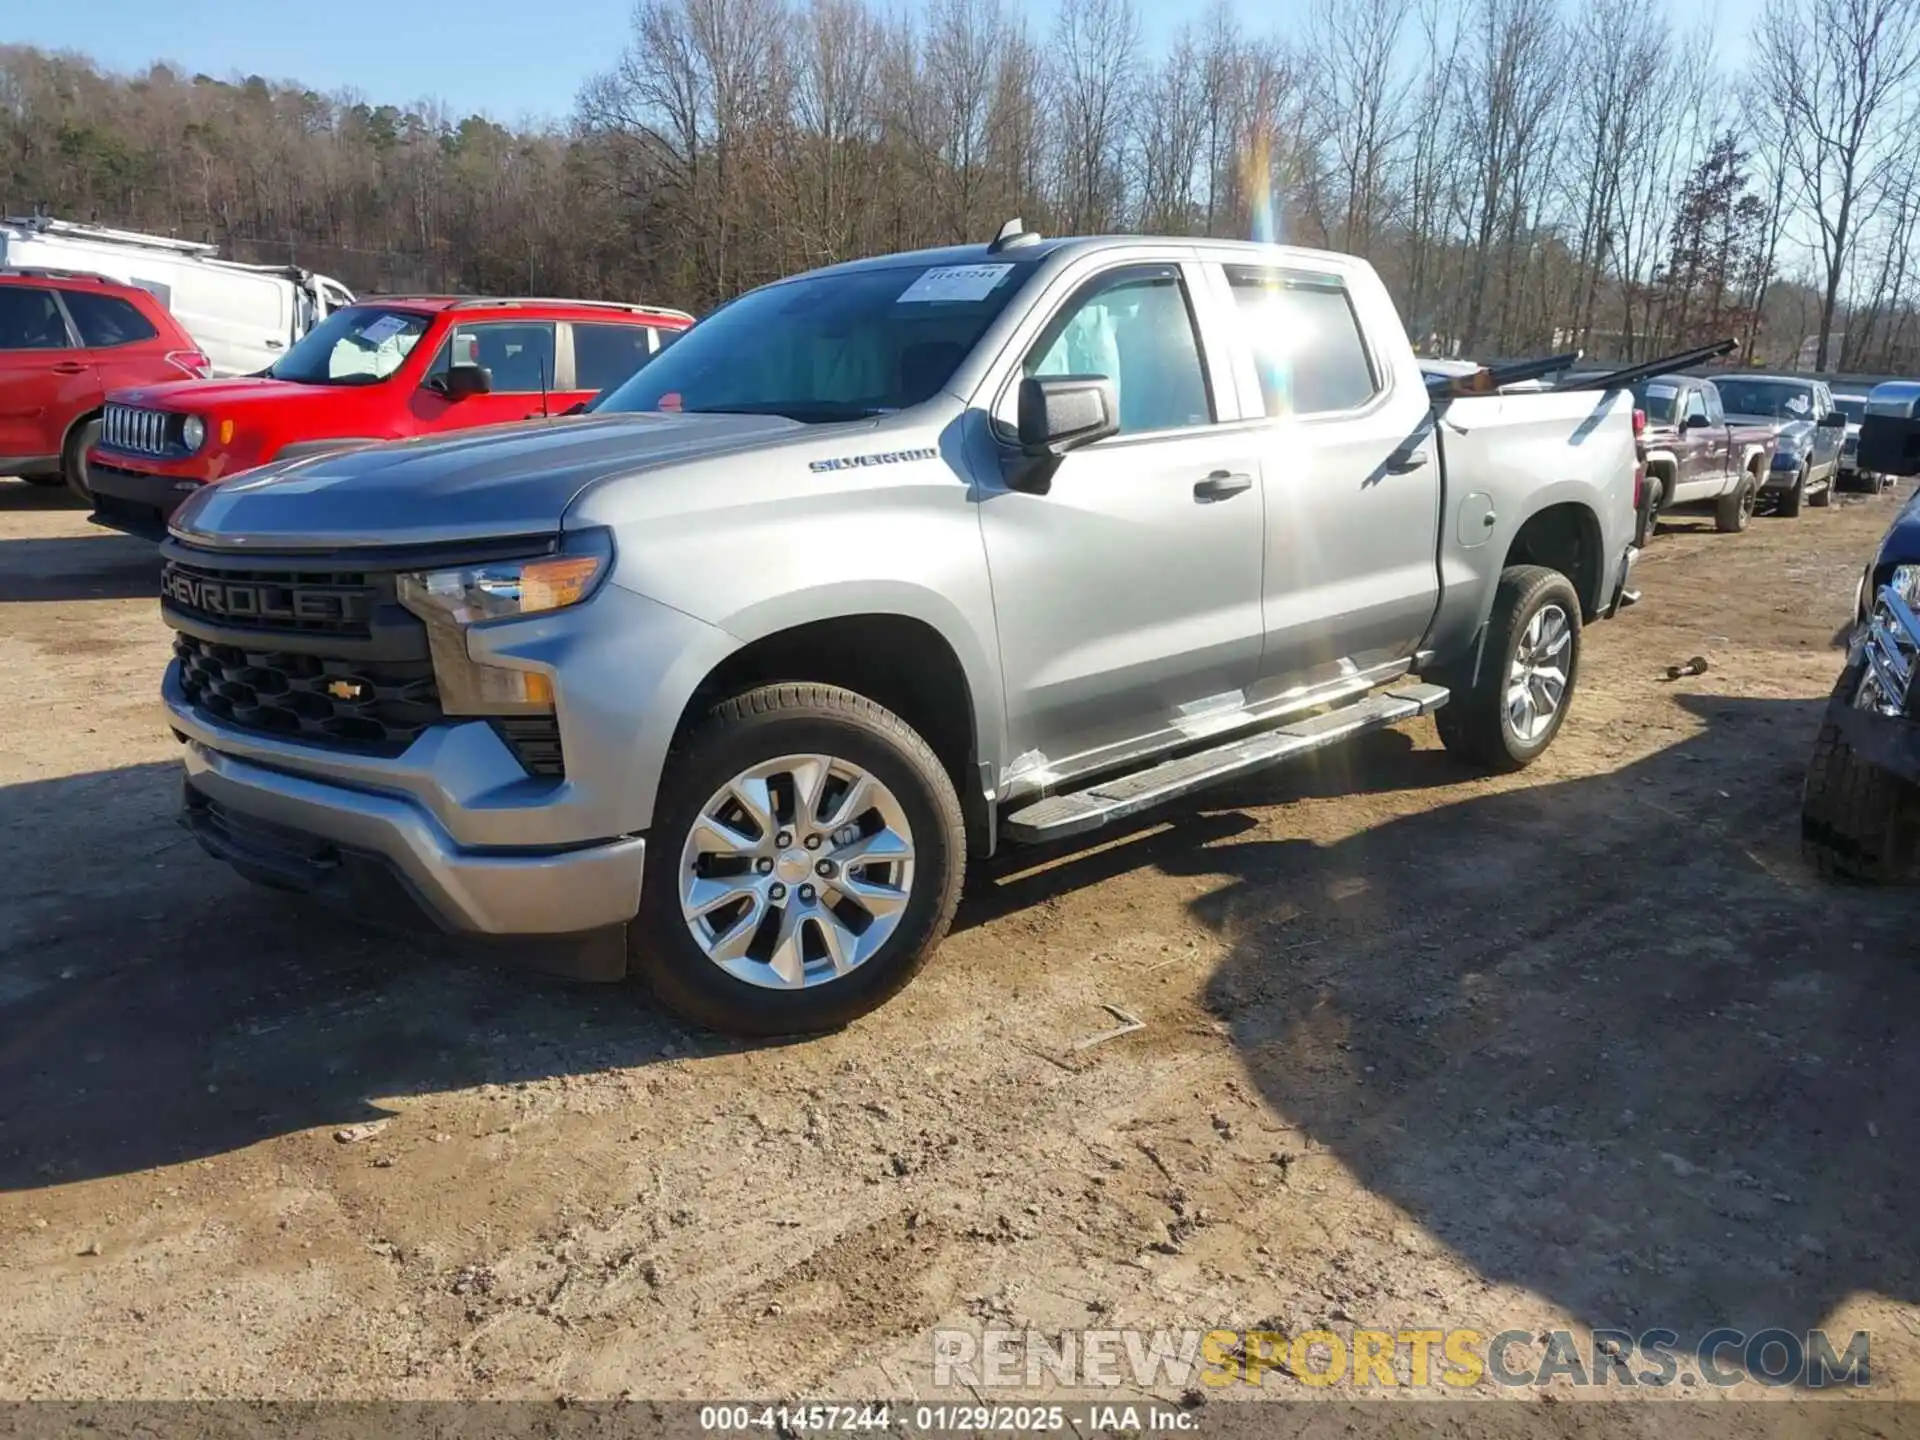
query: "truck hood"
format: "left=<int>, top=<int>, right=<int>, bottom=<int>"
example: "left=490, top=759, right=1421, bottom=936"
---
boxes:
left=168, top=411, right=812, bottom=551
left=1724, top=412, right=1815, bottom=443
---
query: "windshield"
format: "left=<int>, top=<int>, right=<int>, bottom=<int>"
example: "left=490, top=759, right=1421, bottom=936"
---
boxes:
left=1714, top=378, right=1816, bottom=420
left=1633, top=380, right=1679, bottom=424
left=592, top=260, right=1040, bottom=421
left=270, top=306, right=431, bottom=386
left=1835, top=395, right=1867, bottom=424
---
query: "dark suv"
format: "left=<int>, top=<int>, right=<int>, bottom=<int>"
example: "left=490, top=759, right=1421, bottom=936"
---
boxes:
left=0, top=268, right=210, bottom=500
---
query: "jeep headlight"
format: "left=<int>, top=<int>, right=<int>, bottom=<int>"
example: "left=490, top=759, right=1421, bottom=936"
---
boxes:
left=397, top=529, right=613, bottom=625
left=396, top=529, right=613, bottom=715
left=180, top=414, right=206, bottom=452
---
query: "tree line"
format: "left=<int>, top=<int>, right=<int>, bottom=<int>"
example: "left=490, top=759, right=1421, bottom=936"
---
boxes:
left=5, top=0, right=1920, bottom=372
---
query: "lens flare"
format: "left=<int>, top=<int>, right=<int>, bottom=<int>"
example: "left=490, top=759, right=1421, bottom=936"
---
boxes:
left=1238, top=130, right=1293, bottom=415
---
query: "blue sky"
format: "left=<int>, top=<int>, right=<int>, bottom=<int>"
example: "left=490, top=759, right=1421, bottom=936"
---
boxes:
left=19, top=0, right=1273, bottom=123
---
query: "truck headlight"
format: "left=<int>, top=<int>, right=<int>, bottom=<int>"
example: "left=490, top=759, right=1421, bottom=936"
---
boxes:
left=1890, top=564, right=1920, bottom=611
left=397, top=529, right=612, bottom=625
left=180, top=415, right=206, bottom=452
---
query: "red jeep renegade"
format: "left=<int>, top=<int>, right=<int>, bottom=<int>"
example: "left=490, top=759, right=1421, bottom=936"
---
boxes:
left=86, top=295, right=692, bottom=538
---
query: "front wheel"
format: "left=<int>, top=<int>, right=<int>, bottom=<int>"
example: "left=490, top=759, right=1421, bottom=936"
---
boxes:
left=1810, top=469, right=1833, bottom=507
left=1777, top=464, right=1807, bottom=517
left=1715, top=474, right=1756, bottom=533
left=60, top=418, right=103, bottom=502
left=1434, top=565, right=1583, bottom=773
left=632, top=684, right=966, bottom=1037
left=1802, top=662, right=1920, bottom=882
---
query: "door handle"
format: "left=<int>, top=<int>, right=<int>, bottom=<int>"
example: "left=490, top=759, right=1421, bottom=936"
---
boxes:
left=1386, top=449, right=1429, bottom=474
left=1194, top=470, right=1253, bottom=501
left=52, top=362, right=87, bottom=375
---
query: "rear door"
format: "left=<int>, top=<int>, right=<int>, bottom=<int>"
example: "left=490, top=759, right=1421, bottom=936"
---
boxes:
left=1207, top=259, right=1441, bottom=695
left=0, top=285, right=92, bottom=465
left=59, top=287, right=171, bottom=395
left=411, top=320, right=562, bottom=432
left=566, top=320, right=658, bottom=407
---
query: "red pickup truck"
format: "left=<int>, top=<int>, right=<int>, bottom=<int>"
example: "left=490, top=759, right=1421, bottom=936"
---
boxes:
left=86, top=294, right=692, bottom=538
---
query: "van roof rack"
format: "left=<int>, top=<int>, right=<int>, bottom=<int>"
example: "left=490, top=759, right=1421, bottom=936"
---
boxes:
left=0, top=265, right=121, bottom=285
left=4, top=216, right=220, bottom=257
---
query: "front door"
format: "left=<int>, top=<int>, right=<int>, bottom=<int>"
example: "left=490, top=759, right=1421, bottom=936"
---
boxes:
left=410, top=320, right=580, bottom=433
left=975, top=262, right=1266, bottom=784
left=0, top=285, right=92, bottom=466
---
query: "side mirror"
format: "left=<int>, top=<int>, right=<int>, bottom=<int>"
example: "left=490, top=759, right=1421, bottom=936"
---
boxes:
left=1858, top=382, right=1920, bottom=475
left=1682, top=413, right=1709, bottom=431
left=1820, top=410, right=1849, bottom=429
left=440, top=362, right=492, bottom=400
left=1017, top=374, right=1119, bottom=457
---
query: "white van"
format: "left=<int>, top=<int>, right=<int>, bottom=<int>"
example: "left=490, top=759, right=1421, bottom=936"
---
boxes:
left=0, top=217, right=354, bottom=377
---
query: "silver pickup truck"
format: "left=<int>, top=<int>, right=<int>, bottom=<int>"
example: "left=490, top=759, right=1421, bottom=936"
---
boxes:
left=158, top=228, right=1640, bottom=1035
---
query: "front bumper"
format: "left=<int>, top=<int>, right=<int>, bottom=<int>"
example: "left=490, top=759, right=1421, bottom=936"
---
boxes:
left=1829, top=583, right=1920, bottom=782
left=166, top=667, right=647, bottom=942
left=1761, top=459, right=1807, bottom=492
left=88, top=458, right=208, bottom=539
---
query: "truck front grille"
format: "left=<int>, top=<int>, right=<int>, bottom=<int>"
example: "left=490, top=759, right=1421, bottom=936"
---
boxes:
left=174, top=633, right=442, bottom=754
left=162, top=557, right=379, bottom=640
left=103, top=402, right=180, bottom=457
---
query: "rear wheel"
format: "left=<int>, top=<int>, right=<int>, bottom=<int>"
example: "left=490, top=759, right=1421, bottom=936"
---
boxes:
left=1641, top=472, right=1665, bottom=541
left=1434, top=565, right=1582, bottom=773
left=1714, top=472, right=1756, bottom=533
left=1802, top=662, right=1920, bottom=882
left=633, top=684, right=966, bottom=1036
left=61, top=417, right=102, bottom=503
left=1810, top=468, right=1833, bottom=507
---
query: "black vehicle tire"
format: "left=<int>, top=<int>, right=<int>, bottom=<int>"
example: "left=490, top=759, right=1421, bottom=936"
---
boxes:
left=1810, top=469, right=1833, bottom=507
left=1714, top=473, right=1755, bottom=533
left=1777, top=463, right=1807, bottom=517
left=632, top=683, right=966, bottom=1037
left=61, top=417, right=102, bottom=503
left=1434, top=565, right=1583, bottom=774
left=1641, top=473, right=1664, bottom=542
left=1801, top=663, right=1920, bottom=883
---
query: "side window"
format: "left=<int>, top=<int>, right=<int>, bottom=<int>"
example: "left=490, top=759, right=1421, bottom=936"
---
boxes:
left=573, top=322, right=656, bottom=393
left=1701, top=383, right=1724, bottom=424
left=1024, top=267, right=1213, bottom=435
left=63, top=291, right=161, bottom=348
left=0, top=287, right=72, bottom=350
left=1684, top=388, right=1708, bottom=424
left=1224, top=265, right=1379, bottom=416
left=429, top=322, right=557, bottom=394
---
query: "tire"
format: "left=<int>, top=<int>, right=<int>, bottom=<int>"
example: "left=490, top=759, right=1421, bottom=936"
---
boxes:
left=1714, top=473, right=1756, bottom=533
left=1641, top=473, right=1664, bottom=542
left=632, top=683, right=966, bottom=1037
left=1801, top=663, right=1920, bottom=883
left=61, top=417, right=102, bottom=503
left=1777, top=463, right=1806, bottom=517
left=1434, top=565, right=1583, bottom=774
left=1810, top=468, right=1833, bottom=507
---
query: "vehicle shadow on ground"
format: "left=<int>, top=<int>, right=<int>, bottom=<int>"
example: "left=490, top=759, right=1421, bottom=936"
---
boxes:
left=0, top=478, right=83, bottom=513
left=1178, top=692, right=1920, bottom=1350
left=0, top=533, right=160, bottom=603
left=0, top=762, right=703, bottom=1192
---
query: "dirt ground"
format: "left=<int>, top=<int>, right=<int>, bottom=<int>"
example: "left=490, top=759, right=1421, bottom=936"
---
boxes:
left=2, top=474, right=1918, bottom=1409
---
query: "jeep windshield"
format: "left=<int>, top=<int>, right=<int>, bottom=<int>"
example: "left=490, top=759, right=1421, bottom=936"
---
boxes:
left=268, top=306, right=432, bottom=386
left=1715, top=378, right=1816, bottom=421
left=592, top=260, right=1041, bottom=422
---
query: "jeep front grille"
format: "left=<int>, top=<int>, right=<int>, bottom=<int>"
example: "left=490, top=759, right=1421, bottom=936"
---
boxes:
left=102, top=403, right=178, bottom=457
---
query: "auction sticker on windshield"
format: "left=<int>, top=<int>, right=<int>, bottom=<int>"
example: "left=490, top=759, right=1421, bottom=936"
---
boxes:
left=358, top=314, right=413, bottom=345
left=898, top=265, right=1015, bottom=304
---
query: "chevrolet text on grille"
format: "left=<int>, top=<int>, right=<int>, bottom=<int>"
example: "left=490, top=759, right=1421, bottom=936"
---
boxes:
left=160, top=566, right=371, bottom=625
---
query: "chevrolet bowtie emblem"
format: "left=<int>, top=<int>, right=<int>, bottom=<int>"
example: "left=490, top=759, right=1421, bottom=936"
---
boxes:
left=327, top=679, right=369, bottom=701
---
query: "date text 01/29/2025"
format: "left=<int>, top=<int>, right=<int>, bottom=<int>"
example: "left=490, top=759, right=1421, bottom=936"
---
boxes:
left=697, top=1403, right=1201, bottom=1433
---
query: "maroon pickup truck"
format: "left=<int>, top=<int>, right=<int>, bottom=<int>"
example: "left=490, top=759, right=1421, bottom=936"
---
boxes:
left=1616, top=375, right=1776, bottom=535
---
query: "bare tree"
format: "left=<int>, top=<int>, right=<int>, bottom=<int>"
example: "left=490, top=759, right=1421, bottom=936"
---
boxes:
left=1759, top=0, right=1920, bottom=370
left=1048, top=0, right=1139, bottom=232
